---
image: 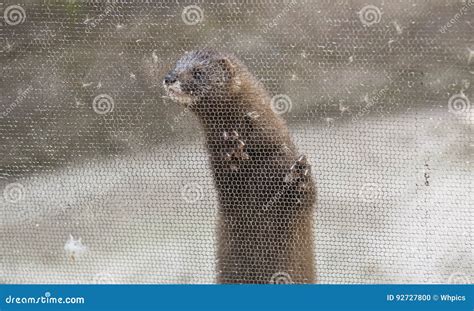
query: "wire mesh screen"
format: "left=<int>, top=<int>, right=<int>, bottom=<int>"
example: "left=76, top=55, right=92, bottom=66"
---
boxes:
left=0, top=0, right=472, bottom=284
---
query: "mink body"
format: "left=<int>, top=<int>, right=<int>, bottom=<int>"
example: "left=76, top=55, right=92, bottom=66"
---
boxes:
left=164, top=50, right=315, bottom=283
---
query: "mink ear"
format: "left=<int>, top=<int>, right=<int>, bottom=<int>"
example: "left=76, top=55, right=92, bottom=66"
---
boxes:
left=217, top=57, right=236, bottom=81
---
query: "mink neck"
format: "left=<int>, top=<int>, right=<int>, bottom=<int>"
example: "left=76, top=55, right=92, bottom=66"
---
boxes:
left=193, top=96, right=249, bottom=133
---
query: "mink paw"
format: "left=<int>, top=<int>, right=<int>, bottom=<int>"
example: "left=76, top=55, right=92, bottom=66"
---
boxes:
left=222, top=130, right=250, bottom=171
left=285, top=155, right=311, bottom=188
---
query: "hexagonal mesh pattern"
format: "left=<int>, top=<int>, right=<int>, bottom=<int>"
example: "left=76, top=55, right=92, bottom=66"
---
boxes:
left=0, top=0, right=472, bottom=284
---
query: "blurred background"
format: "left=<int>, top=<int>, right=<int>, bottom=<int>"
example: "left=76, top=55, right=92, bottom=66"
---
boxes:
left=0, top=0, right=472, bottom=283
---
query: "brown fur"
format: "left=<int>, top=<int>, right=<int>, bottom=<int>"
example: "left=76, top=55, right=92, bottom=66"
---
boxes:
left=164, top=50, right=316, bottom=284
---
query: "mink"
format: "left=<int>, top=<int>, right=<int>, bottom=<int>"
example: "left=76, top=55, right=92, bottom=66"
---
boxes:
left=163, top=50, right=316, bottom=284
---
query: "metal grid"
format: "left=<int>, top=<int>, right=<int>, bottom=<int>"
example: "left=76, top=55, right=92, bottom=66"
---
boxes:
left=0, top=0, right=472, bottom=284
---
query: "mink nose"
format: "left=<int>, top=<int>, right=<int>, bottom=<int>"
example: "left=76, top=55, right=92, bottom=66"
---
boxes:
left=164, top=72, right=177, bottom=85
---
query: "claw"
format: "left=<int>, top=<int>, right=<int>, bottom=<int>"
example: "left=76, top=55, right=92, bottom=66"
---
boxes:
left=237, top=140, right=245, bottom=149
left=281, top=144, right=292, bottom=155
left=241, top=152, right=250, bottom=160
left=246, top=111, right=260, bottom=120
left=222, top=129, right=250, bottom=171
left=296, top=155, right=307, bottom=164
left=287, top=155, right=311, bottom=184
left=290, top=162, right=297, bottom=171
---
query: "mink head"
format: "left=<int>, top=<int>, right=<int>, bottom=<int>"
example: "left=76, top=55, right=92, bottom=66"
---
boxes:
left=163, top=50, right=239, bottom=104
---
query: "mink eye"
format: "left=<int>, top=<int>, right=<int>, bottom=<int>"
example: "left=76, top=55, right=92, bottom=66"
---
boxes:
left=192, top=68, right=204, bottom=80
